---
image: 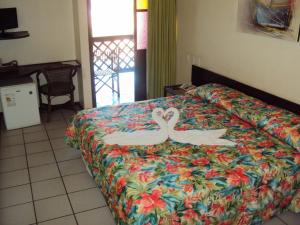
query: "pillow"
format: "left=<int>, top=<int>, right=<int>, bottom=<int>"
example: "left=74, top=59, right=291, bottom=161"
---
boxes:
left=260, top=107, right=300, bottom=151
left=189, top=83, right=300, bottom=150
left=189, top=83, right=269, bottom=127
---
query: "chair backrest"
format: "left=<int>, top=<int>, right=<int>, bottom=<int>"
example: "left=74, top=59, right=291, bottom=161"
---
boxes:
left=40, top=65, right=77, bottom=95
left=42, top=65, right=76, bottom=83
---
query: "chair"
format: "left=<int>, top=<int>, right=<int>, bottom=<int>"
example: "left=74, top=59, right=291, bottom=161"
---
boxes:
left=37, top=65, right=77, bottom=122
left=94, top=49, right=120, bottom=105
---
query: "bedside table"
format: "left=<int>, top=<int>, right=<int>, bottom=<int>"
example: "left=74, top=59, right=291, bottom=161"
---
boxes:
left=164, top=84, right=186, bottom=97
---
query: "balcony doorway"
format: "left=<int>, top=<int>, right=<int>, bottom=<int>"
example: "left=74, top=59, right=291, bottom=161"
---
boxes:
left=89, top=0, right=135, bottom=107
left=88, top=0, right=148, bottom=107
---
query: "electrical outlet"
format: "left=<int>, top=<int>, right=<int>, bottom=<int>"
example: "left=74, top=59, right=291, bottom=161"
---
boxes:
left=186, top=54, right=191, bottom=63
left=196, top=56, right=201, bottom=66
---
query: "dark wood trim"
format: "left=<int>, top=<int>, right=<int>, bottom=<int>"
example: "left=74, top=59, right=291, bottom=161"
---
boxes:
left=18, top=60, right=81, bottom=67
left=134, top=2, right=148, bottom=101
left=192, top=65, right=300, bottom=115
left=39, top=101, right=83, bottom=112
left=135, top=49, right=147, bottom=101
left=92, top=35, right=134, bottom=42
left=134, top=0, right=138, bottom=101
left=87, top=0, right=97, bottom=107
left=136, top=9, right=148, bottom=12
left=0, top=31, right=29, bottom=40
left=0, top=60, right=81, bottom=80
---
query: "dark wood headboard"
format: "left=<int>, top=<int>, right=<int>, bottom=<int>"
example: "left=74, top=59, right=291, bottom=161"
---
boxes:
left=191, top=65, right=300, bottom=115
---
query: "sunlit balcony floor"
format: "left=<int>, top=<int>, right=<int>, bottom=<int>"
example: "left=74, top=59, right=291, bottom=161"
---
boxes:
left=95, top=72, right=135, bottom=108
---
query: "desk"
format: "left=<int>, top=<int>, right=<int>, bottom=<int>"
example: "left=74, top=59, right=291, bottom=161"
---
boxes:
left=0, top=60, right=81, bottom=80
left=0, top=77, right=33, bottom=87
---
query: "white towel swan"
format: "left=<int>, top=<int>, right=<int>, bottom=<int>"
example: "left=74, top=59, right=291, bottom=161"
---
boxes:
left=165, top=108, right=236, bottom=146
left=103, top=107, right=236, bottom=146
left=103, top=108, right=168, bottom=145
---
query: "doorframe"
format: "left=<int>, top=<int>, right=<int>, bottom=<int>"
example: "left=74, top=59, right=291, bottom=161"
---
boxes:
left=87, top=0, right=97, bottom=107
left=87, top=0, right=143, bottom=107
left=134, top=3, right=148, bottom=101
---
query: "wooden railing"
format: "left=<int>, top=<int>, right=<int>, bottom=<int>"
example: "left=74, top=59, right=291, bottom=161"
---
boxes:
left=91, top=35, right=135, bottom=105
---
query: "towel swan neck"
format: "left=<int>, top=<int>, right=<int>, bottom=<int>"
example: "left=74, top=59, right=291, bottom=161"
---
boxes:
left=165, top=107, right=180, bottom=132
left=165, top=108, right=236, bottom=146
left=152, top=108, right=168, bottom=129
left=103, top=107, right=236, bottom=146
left=103, top=108, right=168, bottom=146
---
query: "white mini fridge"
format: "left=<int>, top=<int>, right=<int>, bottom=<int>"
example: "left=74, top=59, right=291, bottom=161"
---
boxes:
left=0, top=82, right=41, bottom=130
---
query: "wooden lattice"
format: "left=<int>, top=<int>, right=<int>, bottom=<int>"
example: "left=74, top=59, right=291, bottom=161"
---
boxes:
left=92, top=35, right=135, bottom=105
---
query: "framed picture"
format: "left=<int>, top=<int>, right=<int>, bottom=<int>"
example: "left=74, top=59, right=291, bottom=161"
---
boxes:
left=237, top=0, right=300, bottom=41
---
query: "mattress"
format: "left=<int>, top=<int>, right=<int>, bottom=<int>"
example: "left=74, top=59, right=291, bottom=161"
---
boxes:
left=65, top=84, right=300, bottom=225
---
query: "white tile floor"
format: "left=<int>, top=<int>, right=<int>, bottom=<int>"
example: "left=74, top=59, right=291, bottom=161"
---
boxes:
left=0, top=109, right=299, bottom=225
left=0, top=110, right=115, bottom=225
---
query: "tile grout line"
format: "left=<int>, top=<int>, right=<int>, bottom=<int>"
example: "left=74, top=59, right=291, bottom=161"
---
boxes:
left=32, top=205, right=107, bottom=225
left=0, top=164, right=86, bottom=193
left=45, top=112, right=80, bottom=225
left=0, top=200, right=33, bottom=210
left=33, top=186, right=98, bottom=202
left=0, top=172, right=89, bottom=192
left=0, top=167, right=28, bottom=175
left=0, top=181, right=31, bottom=191
left=0, top=159, right=87, bottom=207
left=0, top=185, right=103, bottom=212
left=0, top=154, right=26, bottom=160
left=30, top=170, right=86, bottom=184
left=0, top=150, right=81, bottom=175
left=72, top=205, right=107, bottom=216
left=36, top=213, right=74, bottom=224
left=0, top=138, right=74, bottom=161
left=275, top=215, right=289, bottom=225
left=1, top=111, right=113, bottom=223
left=22, top=127, right=39, bottom=225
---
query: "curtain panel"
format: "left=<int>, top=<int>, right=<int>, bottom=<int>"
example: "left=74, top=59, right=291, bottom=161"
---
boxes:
left=147, top=0, right=177, bottom=99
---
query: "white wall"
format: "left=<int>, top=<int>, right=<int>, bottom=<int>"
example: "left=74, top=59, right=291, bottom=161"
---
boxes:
left=72, top=0, right=84, bottom=105
left=177, top=0, right=300, bottom=104
left=73, top=0, right=93, bottom=109
left=0, top=0, right=82, bottom=104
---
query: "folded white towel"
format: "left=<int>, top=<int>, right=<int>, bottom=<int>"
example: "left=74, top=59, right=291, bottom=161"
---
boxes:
left=166, top=108, right=236, bottom=146
left=103, top=107, right=236, bottom=146
left=103, top=108, right=168, bottom=145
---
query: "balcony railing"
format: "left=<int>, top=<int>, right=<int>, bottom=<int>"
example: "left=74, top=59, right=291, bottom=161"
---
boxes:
left=92, top=35, right=135, bottom=106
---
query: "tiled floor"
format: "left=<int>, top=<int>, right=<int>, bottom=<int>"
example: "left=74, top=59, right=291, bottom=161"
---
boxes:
left=0, top=110, right=115, bottom=225
left=0, top=109, right=299, bottom=225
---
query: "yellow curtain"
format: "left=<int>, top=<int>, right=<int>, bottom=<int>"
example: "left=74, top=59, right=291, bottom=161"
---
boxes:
left=147, top=0, right=177, bottom=99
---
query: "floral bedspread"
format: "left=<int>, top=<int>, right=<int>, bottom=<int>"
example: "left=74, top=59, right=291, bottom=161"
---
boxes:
left=65, top=94, right=300, bottom=225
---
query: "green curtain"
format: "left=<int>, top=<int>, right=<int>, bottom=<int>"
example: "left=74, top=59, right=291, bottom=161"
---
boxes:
left=147, top=0, right=177, bottom=99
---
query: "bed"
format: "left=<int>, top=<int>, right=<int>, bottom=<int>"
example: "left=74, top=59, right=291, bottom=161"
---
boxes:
left=65, top=66, right=300, bottom=225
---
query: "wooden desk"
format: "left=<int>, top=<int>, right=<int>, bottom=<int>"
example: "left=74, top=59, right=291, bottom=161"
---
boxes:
left=0, top=77, right=33, bottom=87
left=0, top=60, right=81, bottom=80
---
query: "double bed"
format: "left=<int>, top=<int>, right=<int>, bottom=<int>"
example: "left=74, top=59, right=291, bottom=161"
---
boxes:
left=65, top=66, right=300, bottom=225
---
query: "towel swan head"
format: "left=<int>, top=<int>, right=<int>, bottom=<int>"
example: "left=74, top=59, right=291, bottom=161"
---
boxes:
left=165, top=107, right=180, bottom=131
left=152, top=108, right=168, bottom=129
left=103, top=107, right=236, bottom=146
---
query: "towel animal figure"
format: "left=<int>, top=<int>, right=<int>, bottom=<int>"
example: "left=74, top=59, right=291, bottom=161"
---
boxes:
left=165, top=108, right=236, bottom=146
left=103, top=108, right=168, bottom=145
left=103, top=107, right=236, bottom=146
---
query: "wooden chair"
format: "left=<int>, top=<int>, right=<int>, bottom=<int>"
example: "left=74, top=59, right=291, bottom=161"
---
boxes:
left=37, top=65, right=77, bottom=122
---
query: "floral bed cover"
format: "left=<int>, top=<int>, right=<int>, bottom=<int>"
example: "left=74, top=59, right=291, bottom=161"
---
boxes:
left=65, top=85, right=300, bottom=225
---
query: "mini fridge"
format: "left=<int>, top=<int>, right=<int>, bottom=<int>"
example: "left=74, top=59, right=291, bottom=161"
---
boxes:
left=0, top=82, right=41, bottom=130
